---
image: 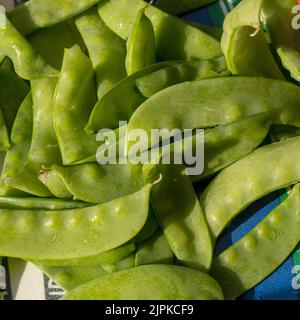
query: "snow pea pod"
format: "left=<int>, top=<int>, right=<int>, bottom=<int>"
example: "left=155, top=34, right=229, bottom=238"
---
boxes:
left=98, top=0, right=222, bottom=61
left=135, top=230, right=174, bottom=266
left=6, top=78, right=61, bottom=197
left=211, top=184, right=300, bottom=300
left=134, top=209, right=159, bottom=243
left=87, top=61, right=175, bottom=132
left=0, top=111, right=10, bottom=151
left=136, top=57, right=228, bottom=98
left=127, top=77, right=300, bottom=152
left=38, top=264, right=107, bottom=292
left=0, top=185, right=151, bottom=260
left=126, top=8, right=156, bottom=75
left=221, top=0, right=283, bottom=79
left=62, top=265, right=224, bottom=300
left=0, top=15, right=58, bottom=80
left=201, top=137, right=300, bottom=238
left=39, top=163, right=144, bottom=204
left=262, top=0, right=300, bottom=82
left=157, top=0, right=216, bottom=15
left=75, top=8, right=127, bottom=99
left=143, top=163, right=213, bottom=272
left=101, top=254, right=135, bottom=273
left=8, top=0, right=102, bottom=35
left=54, top=45, right=99, bottom=165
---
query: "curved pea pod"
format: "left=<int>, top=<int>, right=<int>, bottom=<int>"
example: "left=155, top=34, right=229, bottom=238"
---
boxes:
left=6, top=78, right=61, bottom=197
left=134, top=209, right=159, bottom=243
left=262, top=0, right=300, bottom=82
left=87, top=61, right=175, bottom=132
left=54, top=45, right=99, bottom=165
left=135, top=230, right=174, bottom=266
left=32, top=243, right=136, bottom=267
left=0, top=197, right=89, bottom=210
left=270, top=125, right=300, bottom=142
left=136, top=57, right=228, bottom=98
left=0, top=68, right=29, bottom=150
left=62, top=265, right=224, bottom=300
left=75, top=8, right=127, bottom=99
left=127, top=77, right=300, bottom=152
left=101, top=254, right=135, bottom=273
left=0, top=94, right=32, bottom=197
left=126, top=8, right=156, bottom=75
left=143, top=163, right=213, bottom=272
left=8, top=0, right=102, bottom=35
left=38, top=264, right=107, bottom=292
left=98, top=0, right=222, bottom=61
left=28, top=21, right=86, bottom=70
left=211, top=184, right=300, bottom=300
left=157, top=0, right=216, bottom=15
left=0, top=185, right=151, bottom=260
left=39, top=163, right=144, bottom=204
left=0, top=15, right=58, bottom=80
left=201, top=137, right=300, bottom=238
left=221, top=0, right=283, bottom=79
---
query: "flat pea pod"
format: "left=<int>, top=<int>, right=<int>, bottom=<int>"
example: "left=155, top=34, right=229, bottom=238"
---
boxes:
left=87, top=61, right=175, bottom=132
left=0, top=15, right=58, bottom=80
left=0, top=185, right=151, bottom=260
left=62, top=265, right=224, bottom=300
left=8, top=0, right=102, bottom=36
left=32, top=243, right=136, bottom=267
left=211, top=184, right=300, bottom=300
left=270, top=125, right=300, bottom=142
left=98, top=0, right=222, bottom=61
left=157, top=0, right=216, bottom=15
left=0, top=68, right=29, bottom=150
left=127, top=77, right=300, bottom=152
left=221, top=0, right=283, bottom=79
left=75, top=8, right=127, bottom=99
left=0, top=197, right=89, bottom=210
left=201, top=136, right=300, bottom=238
left=135, top=230, right=174, bottom=266
left=134, top=208, right=159, bottom=243
left=54, top=45, right=99, bottom=165
left=0, top=94, right=32, bottom=197
left=39, top=163, right=144, bottom=204
left=126, top=8, right=156, bottom=75
left=101, top=254, right=135, bottom=273
left=135, top=57, right=228, bottom=98
left=143, top=163, right=213, bottom=272
left=38, top=264, right=107, bottom=292
left=6, top=78, right=61, bottom=197
left=262, top=0, right=300, bottom=82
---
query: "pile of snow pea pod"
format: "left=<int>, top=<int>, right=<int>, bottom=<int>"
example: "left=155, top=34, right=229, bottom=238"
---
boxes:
left=0, top=0, right=300, bottom=300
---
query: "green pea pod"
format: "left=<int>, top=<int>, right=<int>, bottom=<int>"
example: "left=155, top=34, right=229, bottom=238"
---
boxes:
left=135, top=230, right=174, bottom=266
left=32, top=243, right=136, bottom=267
left=75, top=8, right=127, bottom=99
left=134, top=209, right=159, bottom=243
left=0, top=94, right=32, bottom=197
left=0, top=185, right=151, bottom=260
left=201, top=137, right=300, bottom=238
left=127, top=77, right=300, bottom=152
left=157, top=0, right=216, bottom=15
left=39, top=163, right=144, bottom=204
left=28, top=21, right=86, bottom=70
left=0, top=15, right=58, bottom=80
left=62, top=265, right=224, bottom=300
left=221, top=0, right=283, bottom=79
left=98, top=0, right=222, bottom=61
left=143, top=163, right=213, bottom=272
left=6, top=78, right=61, bottom=197
left=54, top=45, right=99, bottom=165
left=0, top=197, right=89, bottom=210
left=38, top=264, right=107, bottom=292
left=270, top=125, right=300, bottom=142
left=262, top=0, right=300, bottom=82
left=135, top=57, right=228, bottom=98
left=101, top=254, right=135, bottom=273
left=126, top=8, right=156, bottom=75
left=8, top=0, right=102, bottom=35
left=211, top=184, right=300, bottom=300
left=0, top=110, right=10, bottom=151
left=87, top=61, right=175, bottom=132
